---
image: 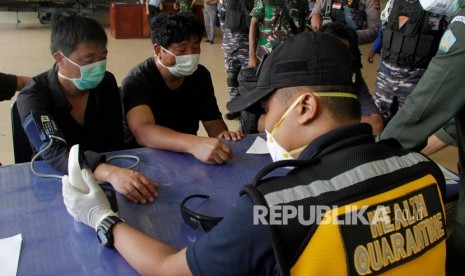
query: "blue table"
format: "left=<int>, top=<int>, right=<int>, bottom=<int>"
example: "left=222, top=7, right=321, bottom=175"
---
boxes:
left=0, top=134, right=459, bottom=275
left=0, top=135, right=277, bottom=275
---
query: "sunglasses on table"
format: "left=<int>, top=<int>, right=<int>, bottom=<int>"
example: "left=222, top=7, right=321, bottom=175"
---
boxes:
left=180, top=194, right=223, bottom=232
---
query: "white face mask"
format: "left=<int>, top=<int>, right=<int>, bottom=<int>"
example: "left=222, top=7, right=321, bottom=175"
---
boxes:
left=266, top=130, right=300, bottom=162
left=265, top=92, right=358, bottom=162
left=157, top=46, right=200, bottom=77
left=266, top=95, right=307, bottom=162
left=420, top=0, right=460, bottom=16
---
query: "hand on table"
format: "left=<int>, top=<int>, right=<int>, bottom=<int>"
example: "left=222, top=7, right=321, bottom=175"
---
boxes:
left=217, top=130, right=244, bottom=142
left=106, top=166, right=158, bottom=205
left=189, top=137, right=233, bottom=164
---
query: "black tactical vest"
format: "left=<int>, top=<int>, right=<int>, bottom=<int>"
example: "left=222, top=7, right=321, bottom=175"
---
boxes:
left=224, top=0, right=254, bottom=32
left=382, top=0, right=447, bottom=69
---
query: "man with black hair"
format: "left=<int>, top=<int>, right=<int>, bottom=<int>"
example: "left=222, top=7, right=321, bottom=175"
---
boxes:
left=17, top=12, right=158, bottom=205
left=63, top=32, right=446, bottom=275
left=0, top=72, right=31, bottom=101
left=122, top=13, right=242, bottom=165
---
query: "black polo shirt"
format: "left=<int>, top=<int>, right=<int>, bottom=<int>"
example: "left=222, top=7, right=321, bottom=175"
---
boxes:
left=121, top=57, right=222, bottom=135
left=17, top=65, right=124, bottom=173
left=0, top=72, right=17, bottom=101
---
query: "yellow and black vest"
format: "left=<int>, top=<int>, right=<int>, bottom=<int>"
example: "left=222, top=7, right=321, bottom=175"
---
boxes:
left=382, top=0, right=447, bottom=69
left=242, top=138, right=446, bottom=276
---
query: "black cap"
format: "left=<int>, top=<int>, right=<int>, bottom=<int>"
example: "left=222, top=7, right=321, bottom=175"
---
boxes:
left=227, top=32, right=356, bottom=113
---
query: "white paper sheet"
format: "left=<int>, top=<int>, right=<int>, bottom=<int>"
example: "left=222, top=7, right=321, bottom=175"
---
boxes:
left=0, top=234, right=22, bottom=276
left=437, top=164, right=459, bottom=181
left=246, top=136, right=269, bottom=155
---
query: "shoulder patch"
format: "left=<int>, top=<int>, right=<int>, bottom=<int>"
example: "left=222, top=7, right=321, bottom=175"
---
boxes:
left=399, top=16, right=409, bottom=29
left=438, top=29, right=457, bottom=53
left=451, top=15, right=465, bottom=24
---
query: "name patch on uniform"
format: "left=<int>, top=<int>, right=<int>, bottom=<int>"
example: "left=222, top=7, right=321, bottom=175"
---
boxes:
left=439, top=29, right=457, bottom=53
left=451, top=15, right=465, bottom=24
left=339, top=184, right=446, bottom=276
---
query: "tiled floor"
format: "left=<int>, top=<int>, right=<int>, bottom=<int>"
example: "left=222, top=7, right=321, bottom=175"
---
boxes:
left=0, top=11, right=459, bottom=172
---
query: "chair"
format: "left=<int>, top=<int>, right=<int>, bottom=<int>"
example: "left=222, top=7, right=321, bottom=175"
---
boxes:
left=11, top=101, right=33, bottom=163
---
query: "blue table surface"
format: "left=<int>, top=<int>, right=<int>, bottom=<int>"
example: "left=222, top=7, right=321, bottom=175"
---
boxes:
left=0, top=134, right=459, bottom=275
left=0, top=134, right=280, bottom=275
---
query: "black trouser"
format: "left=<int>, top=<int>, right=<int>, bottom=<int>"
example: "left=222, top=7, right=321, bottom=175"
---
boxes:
left=147, top=5, right=160, bottom=30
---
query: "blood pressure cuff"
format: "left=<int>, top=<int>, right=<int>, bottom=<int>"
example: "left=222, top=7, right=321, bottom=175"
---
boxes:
left=23, top=110, right=66, bottom=152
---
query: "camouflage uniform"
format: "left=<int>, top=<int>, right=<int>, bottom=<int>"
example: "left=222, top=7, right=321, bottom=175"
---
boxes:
left=374, top=60, right=426, bottom=123
left=221, top=0, right=250, bottom=99
left=176, top=0, right=194, bottom=12
left=222, top=30, right=249, bottom=99
left=251, top=0, right=309, bottom=60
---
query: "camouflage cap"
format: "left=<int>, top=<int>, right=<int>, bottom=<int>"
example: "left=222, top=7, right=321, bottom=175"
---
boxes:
left=227, top=32, right=357, bottom=113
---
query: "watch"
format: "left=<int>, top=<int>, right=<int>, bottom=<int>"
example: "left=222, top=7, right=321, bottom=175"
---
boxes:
left=96, top=216, right=123, bottom=248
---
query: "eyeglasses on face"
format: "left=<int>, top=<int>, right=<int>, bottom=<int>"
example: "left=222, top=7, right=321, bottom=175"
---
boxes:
left=180, top=194, right=223, bottom=232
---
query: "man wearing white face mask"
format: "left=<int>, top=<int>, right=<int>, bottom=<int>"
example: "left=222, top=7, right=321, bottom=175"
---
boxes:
left=122, top=13, right=243, bottom=165
left=17, top=12, right=158, bottom=205
left=63, top=32, right=447, bottom=275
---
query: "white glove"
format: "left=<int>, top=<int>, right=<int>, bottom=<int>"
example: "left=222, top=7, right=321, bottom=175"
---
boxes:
left=62, top=168, right=118, bottom=230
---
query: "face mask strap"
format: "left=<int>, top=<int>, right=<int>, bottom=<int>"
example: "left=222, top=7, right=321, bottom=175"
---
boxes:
left=313, top=92, right=357, bottom=99
left=269, top=91, right=357, bottom=158
left=159, top=45, right=176, bottom=58
left=58, top=51, right=82, bottom=81
left=59, top=51, right=81, bottom=68
left=156, top=45, right=177, bottom=70
left=283, top=145, right=307, bottom=158
left=269, top=94, right=305, bottom=142
left=270, top=92, right=357, bottom=140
